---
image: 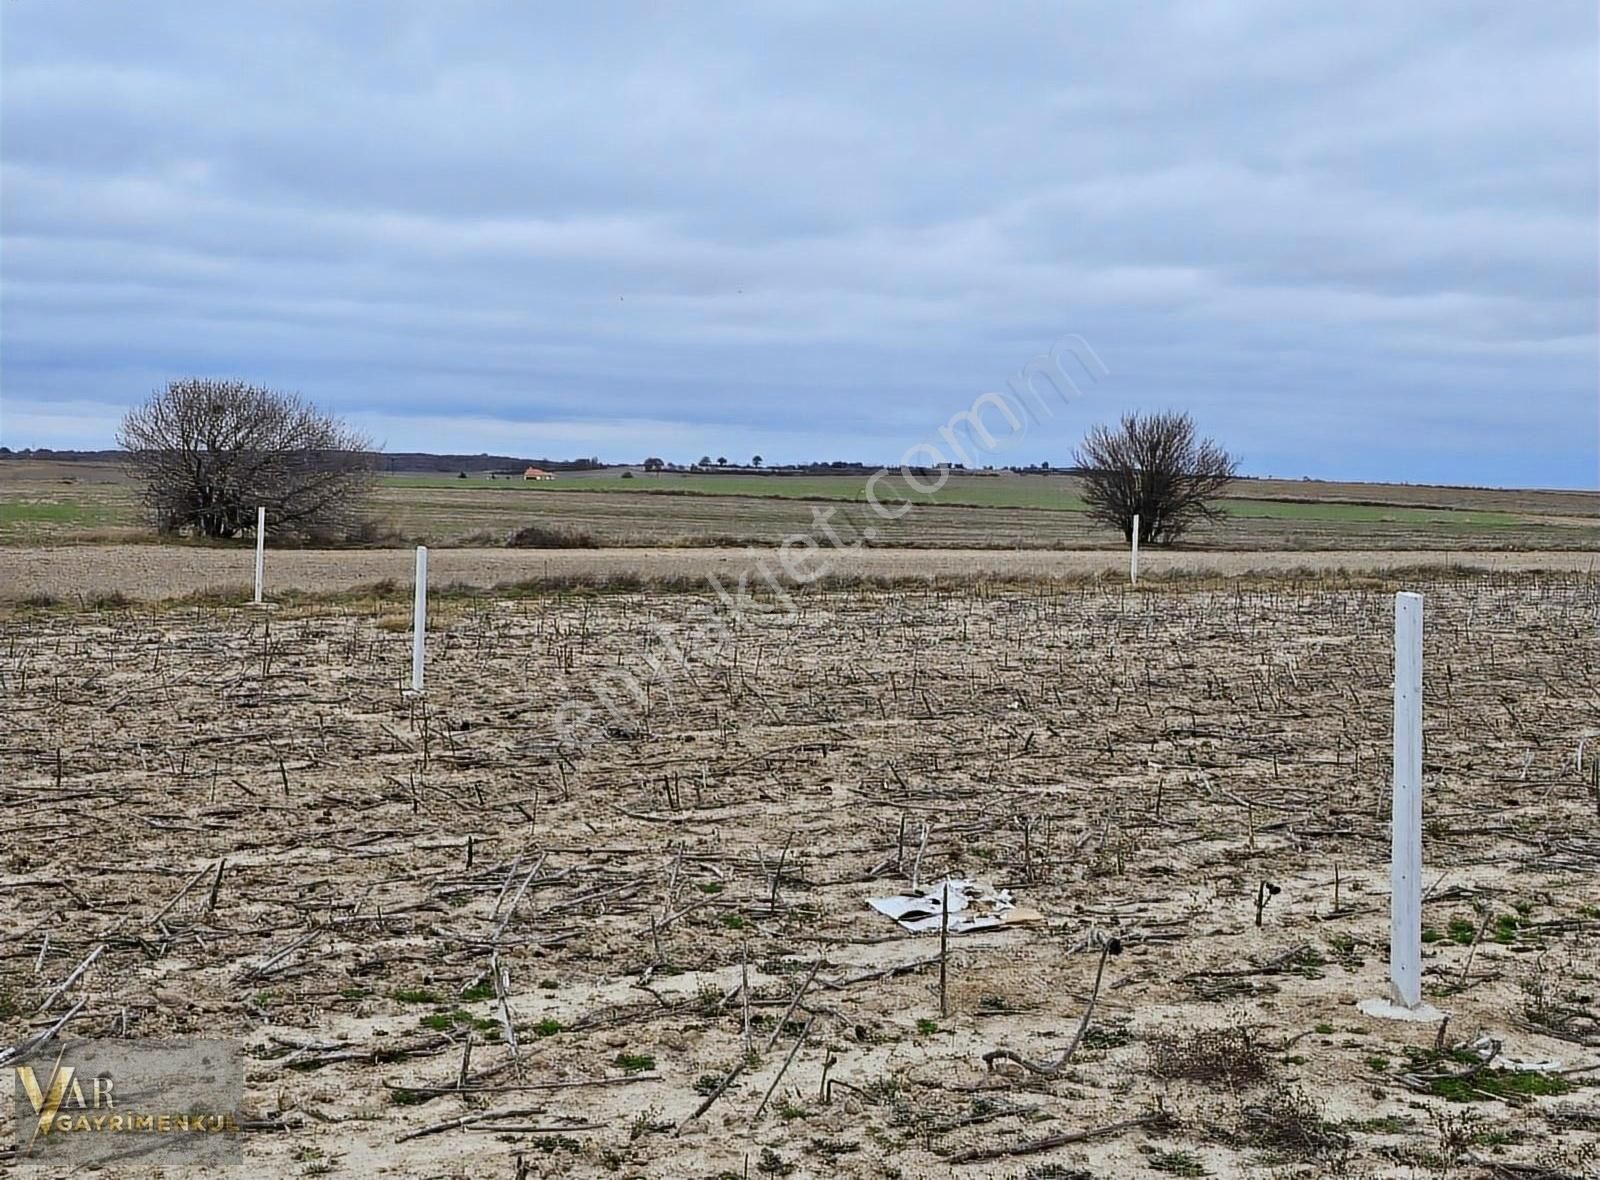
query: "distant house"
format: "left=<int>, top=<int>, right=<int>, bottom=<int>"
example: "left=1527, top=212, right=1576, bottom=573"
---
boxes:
left=523, top=467, right=555, bottom=481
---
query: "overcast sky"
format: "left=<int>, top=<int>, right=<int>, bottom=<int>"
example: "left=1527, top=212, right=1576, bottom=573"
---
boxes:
left=2, top=3, right=1596, bottom=486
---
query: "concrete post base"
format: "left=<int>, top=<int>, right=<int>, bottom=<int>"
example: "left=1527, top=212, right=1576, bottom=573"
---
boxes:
left=1357, top=996, right=1445, bottom=1022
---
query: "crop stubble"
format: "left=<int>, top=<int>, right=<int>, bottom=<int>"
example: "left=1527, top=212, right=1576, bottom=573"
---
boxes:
left=0, top=573, right=1597, bottom=1177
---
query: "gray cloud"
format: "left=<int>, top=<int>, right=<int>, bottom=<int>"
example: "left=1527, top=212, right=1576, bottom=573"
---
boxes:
left=2, top=0, right=1595, bottom=485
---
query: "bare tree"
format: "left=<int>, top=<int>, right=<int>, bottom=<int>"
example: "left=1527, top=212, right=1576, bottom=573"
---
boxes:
left=117, top=379, right=378, bottom=542
left=1073, top=411, right=1237, bottom=544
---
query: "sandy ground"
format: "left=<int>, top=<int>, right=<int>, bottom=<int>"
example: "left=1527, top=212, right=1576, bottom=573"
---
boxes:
left=1, top=575, right=1597, bottom=1178
left=3, top=543, right=1598, bottom=601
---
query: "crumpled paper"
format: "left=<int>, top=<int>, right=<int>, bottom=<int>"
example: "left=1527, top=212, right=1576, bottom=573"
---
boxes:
left=867, top=878, right=1043, bottom=934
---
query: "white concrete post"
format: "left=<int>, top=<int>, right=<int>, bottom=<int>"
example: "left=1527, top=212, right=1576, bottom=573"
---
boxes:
left=1390, top=591, right=1423, bottom=1009
left=1130, top=515, right=1140, bottom=585
left=1361, top=592, right=1438, bottom=1020
left=411, top=546, right=428, bottom=692
left=253, top=506, right=266, bottom=604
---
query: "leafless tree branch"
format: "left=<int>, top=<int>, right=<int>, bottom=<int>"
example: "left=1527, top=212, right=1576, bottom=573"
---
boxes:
left=117, top=379, right=380, bottom=542
left=1073, top=410, right=1238, bottom=545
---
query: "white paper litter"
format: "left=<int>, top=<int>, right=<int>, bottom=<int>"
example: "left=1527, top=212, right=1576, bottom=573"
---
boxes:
left=1501, top=1057, right=1564, bottom=1073
left=867, top=878, right=1040, bottom=935
left=1458, top=1033, right=1562, bottom=1073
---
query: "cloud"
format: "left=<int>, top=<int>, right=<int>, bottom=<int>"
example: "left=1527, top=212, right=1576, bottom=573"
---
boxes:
left=1, top=1, right=1595, bottom=486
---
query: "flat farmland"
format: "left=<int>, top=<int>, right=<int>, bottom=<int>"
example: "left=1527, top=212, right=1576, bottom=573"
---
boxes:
left=389, top=470, right=1600, bottom=518
left=1, top=573, right=1597, bottom=1177
left=6, top=543, right=1600, bottom=605
left=5, top=460, right=1599, bottom=552
left=0, top=460, right=142, bottom=544
left=382, top=472, right=1600, bottom=552
left=378, top=488, right=1600, bottom=554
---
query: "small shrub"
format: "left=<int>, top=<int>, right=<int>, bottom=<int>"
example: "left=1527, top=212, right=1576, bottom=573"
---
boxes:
left=1519, top=956, right=1599, bottom=1044
left=390, top=987, right=442, bottom=1004
left=809, top=1139, right=859, bottom=1159
left=756, top=1147, right=795, bottom=1176
left=1491, top=913, right=1525, bottom=944
left=629, top=1105, right=669, bottom=1140
left=1236, top=1085, right=1351, bottom=1161
left=688, top=984, right=724, bottom=1016
left=1430, top=1107, right=1483, bottom=1169
left=1343, top=1114, right=1413, bottom=1134
left=1145, top=1147, right=1209, bottom=1177
left=529, top=1135, right=581, bottom=1154
left=1148, top=1026, right=1271, bottom=1087
left=419, top=1009, right=497, bottom=1033
left=341, top=518, right=406, bottom=547
left=1081, top=1017, right=1132, bottom=1049
left=507, top=523, right=598, bottom=549
left=693, top=1072, right=730, bottom=1097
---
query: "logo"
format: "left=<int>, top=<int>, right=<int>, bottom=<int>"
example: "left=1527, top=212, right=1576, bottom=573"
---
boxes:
left=12, top=1040, right=242, bottom=1166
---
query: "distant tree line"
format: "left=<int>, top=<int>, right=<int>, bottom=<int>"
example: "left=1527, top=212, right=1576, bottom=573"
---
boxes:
left=382, top=453, right=604, bottom=474
left=100, top=383, right=1242, bottom=550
